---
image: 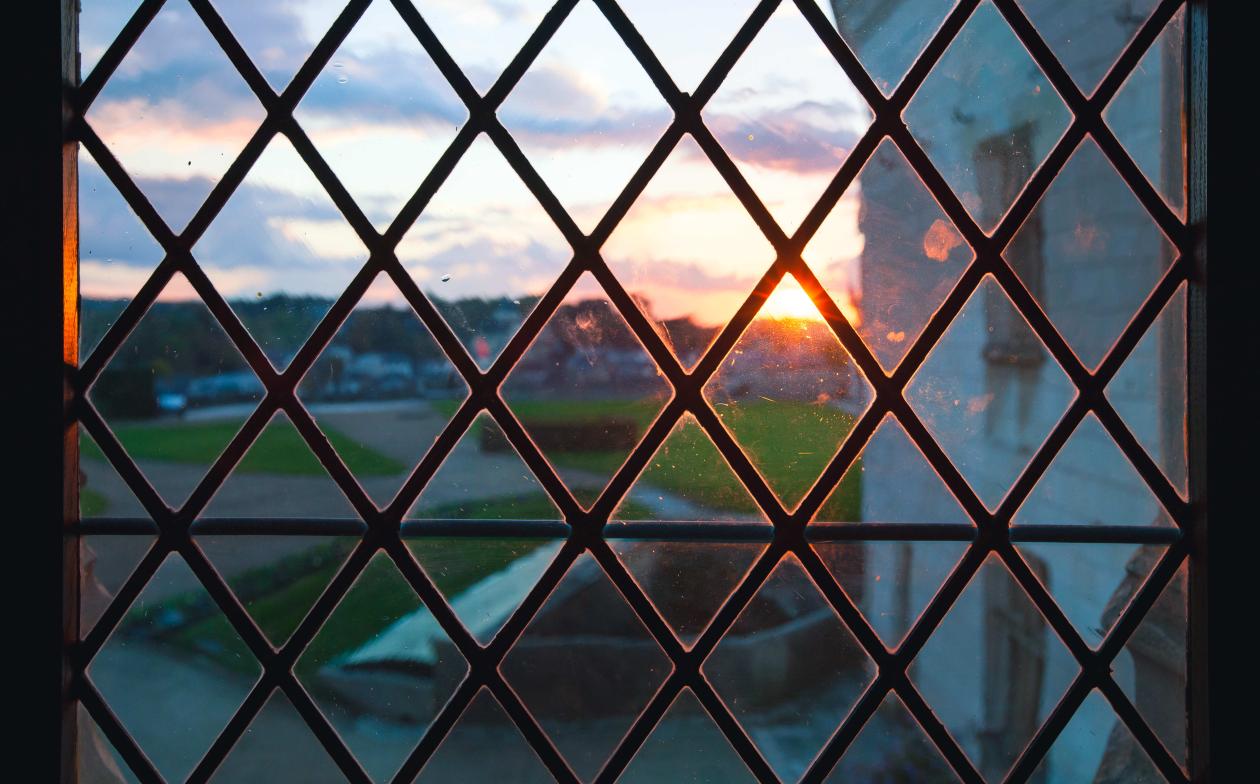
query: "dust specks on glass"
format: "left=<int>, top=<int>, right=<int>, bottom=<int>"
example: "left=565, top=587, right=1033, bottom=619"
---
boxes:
left=74, top=0, right=1194, bottom=780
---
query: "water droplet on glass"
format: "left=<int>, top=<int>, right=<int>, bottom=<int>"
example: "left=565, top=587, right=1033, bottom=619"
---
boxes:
left=440, top=274, right=452, bottom=283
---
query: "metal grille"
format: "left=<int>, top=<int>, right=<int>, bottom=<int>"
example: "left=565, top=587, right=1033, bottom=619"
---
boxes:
left=66, top=0, right=1203, bottom=782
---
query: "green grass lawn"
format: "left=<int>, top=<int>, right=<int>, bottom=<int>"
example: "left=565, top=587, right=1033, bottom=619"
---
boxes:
left=81, top=417, right=405, bottom=477
left=81, top=488, right=109, bottom=517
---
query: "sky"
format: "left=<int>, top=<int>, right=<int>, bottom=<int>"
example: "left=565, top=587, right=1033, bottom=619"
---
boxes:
left=78, top=0, right=876, bottom=348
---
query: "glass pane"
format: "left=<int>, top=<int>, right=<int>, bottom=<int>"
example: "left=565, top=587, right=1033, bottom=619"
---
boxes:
left=195, top=535, right=357, bottom=647
left=1031, top=690, right=1163, bottom=783
left=813, top=414, right=970, bottom=524
left=88, top=555, right=261, bottom=782
left=808, top=138, right=973, bottom=373
left=614, top=413, right=767, bottom=523
left=611, top=541, right=765, bottom=647
left=79, top=145, right=166, bottom=359
left=413, top=688, right=552, bottom=783
left=405, top=537, right=563, bottom=645
left=210, top=691, right=345, bottom=783
left=406, top=413, right=561, bottom=521
left=1104, top=5, right=1186, bottom=217
left=80, top=430, right=151, bottom=520
left=603, top=134, right=774, bottom=370
left=212, top=0, right=346, bottom=92
left=1013, top=414, right=1169, bottom=527
left=194, top=136, right=366, bottom=370
left=501, top=553, right=671, bottom=781
left=619, top=0, right=759, bottom=91
left=1106, top=283, right=1187, bottom=497
left=1006, top=138, right=1174, bottom=370
left=500, top=273, right=672, bottom=509
left=80, top=534, right=155, bottom=637
left=904, top=1, right=1071, bottom=233
left=703, top=1, right=873, bottom=232
left=498, top=0, right=672, bottom=231
left=906, top=275, right=1074, bottom=510
left=86, top=0, right=266, bottom=231
left=620, top=689, right=756, bottom=782
left=814, top=540, right=968, bottom=648
left=88, top=274, right=263, bottom=508
left=704, top=554, right=874, bottom=782
left=912, top=555, right=1075, bottom=781
left=1015, top=0, right=1161, bottom=95
left=397, top=136, right=570, bottom=371
left=76, top=702, right=141, bottom=784
left=417, top=0, right=553, bottom=96
left=80, top=0, right=141, bottom=78
left=1115, top=560, right=1187, bottom=768
left=296, top=274, right=469, bottom=507
left=823, top=693, right=957, bottom=782
left=297, top=552, right=467, bottom=783
left=820, top=0, right=958, bottom=95
left=704, top=273, right=872, bottom=511
left=293, top=0, right=467, bottom=230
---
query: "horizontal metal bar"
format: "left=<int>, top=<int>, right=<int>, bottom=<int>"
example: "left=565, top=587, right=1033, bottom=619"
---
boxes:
left=72, top=517, right=1180, bottom=545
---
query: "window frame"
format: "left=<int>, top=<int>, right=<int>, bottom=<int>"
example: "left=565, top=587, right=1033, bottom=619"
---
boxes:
left=12, top=1, right=1216, bottom=781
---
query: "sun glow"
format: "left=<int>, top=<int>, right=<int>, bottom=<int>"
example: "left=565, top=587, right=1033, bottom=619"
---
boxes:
left=759, top=276, right=861, bottom=326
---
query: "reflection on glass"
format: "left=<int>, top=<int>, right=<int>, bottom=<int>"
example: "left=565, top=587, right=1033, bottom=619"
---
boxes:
left=1015, top=542, right=1165, bottom=649
left=88, top=274, right=262, bottom=508
left=612, top=542, right=765, bottom=647
left=498, top=0, right=672, bottom=231
left=1015, top=0, right=1161, bottom=95
left=815, top=541, right=967, bottom=648
left=294, top=0, right=466, bottom=230
left=212, top=0, right=346, bottom=91
left=80, top=534, right=156, bottom=638
left=80, top=431, right=151, bottom=520
left=821, top=0, right=959, bottom=95
left=620, top=688, right=756, bottom=783
left=413, top=688, right=552, bottom=783
left=704, top=555, right=873, bottom=782
left=297, top=274, right=468, bottom=507
left=1014, top=414, right=1169, bottom=527
left=813, top=414, right=969, bottom=524
left=603, top=134, right=774, bottom=370
left=199, top=413, right=360, bottom=519
left=614, top=414, right=766, bottom=523
left=195, top=535, right=357, bottom=646
left=807, top=138, right=973, bottom=373
left=704, top=273, right=871, bottom=512
left=76, top=702, right=141, bottom=784
left=1104, top=5, right=1186, bottom=217
left=79, top=145, right=166, bottom=358
left=906, top=275, right=1074, bottom=510
left=912, top=555, right=1075, bottom=782
left=297, top=553, right=467, bottom=783
left=904, top=1, right=1070, bottom=233
left=704, top=2, right=872, bottom=232
left=618, top=0, right=758, bottom=91
left=416, top=0, right=553, bottom=96
left=86, top=0, right=266, bottom=231
left=405, top=537, right=563, bottom=645
left=1032, top=690, right=1163, bottom=783
left=210, top=692, right=344, bottom=783
left=1106, top=283, right=1187, bottom=497
left=500, top=273, right=672, bottom=509
left=1007, top=139, right=1174, bottom=370
left=397, top=136, right=570, bottom=371
left=89, top=555, right=260, bottom=782
left=500, top=553, right=671, bottom=781
left=823, top=693, right=956, bottom=782
left=194, top=136, right=366, bottom=369
left=1116, top=561, right=1186, bottom=768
